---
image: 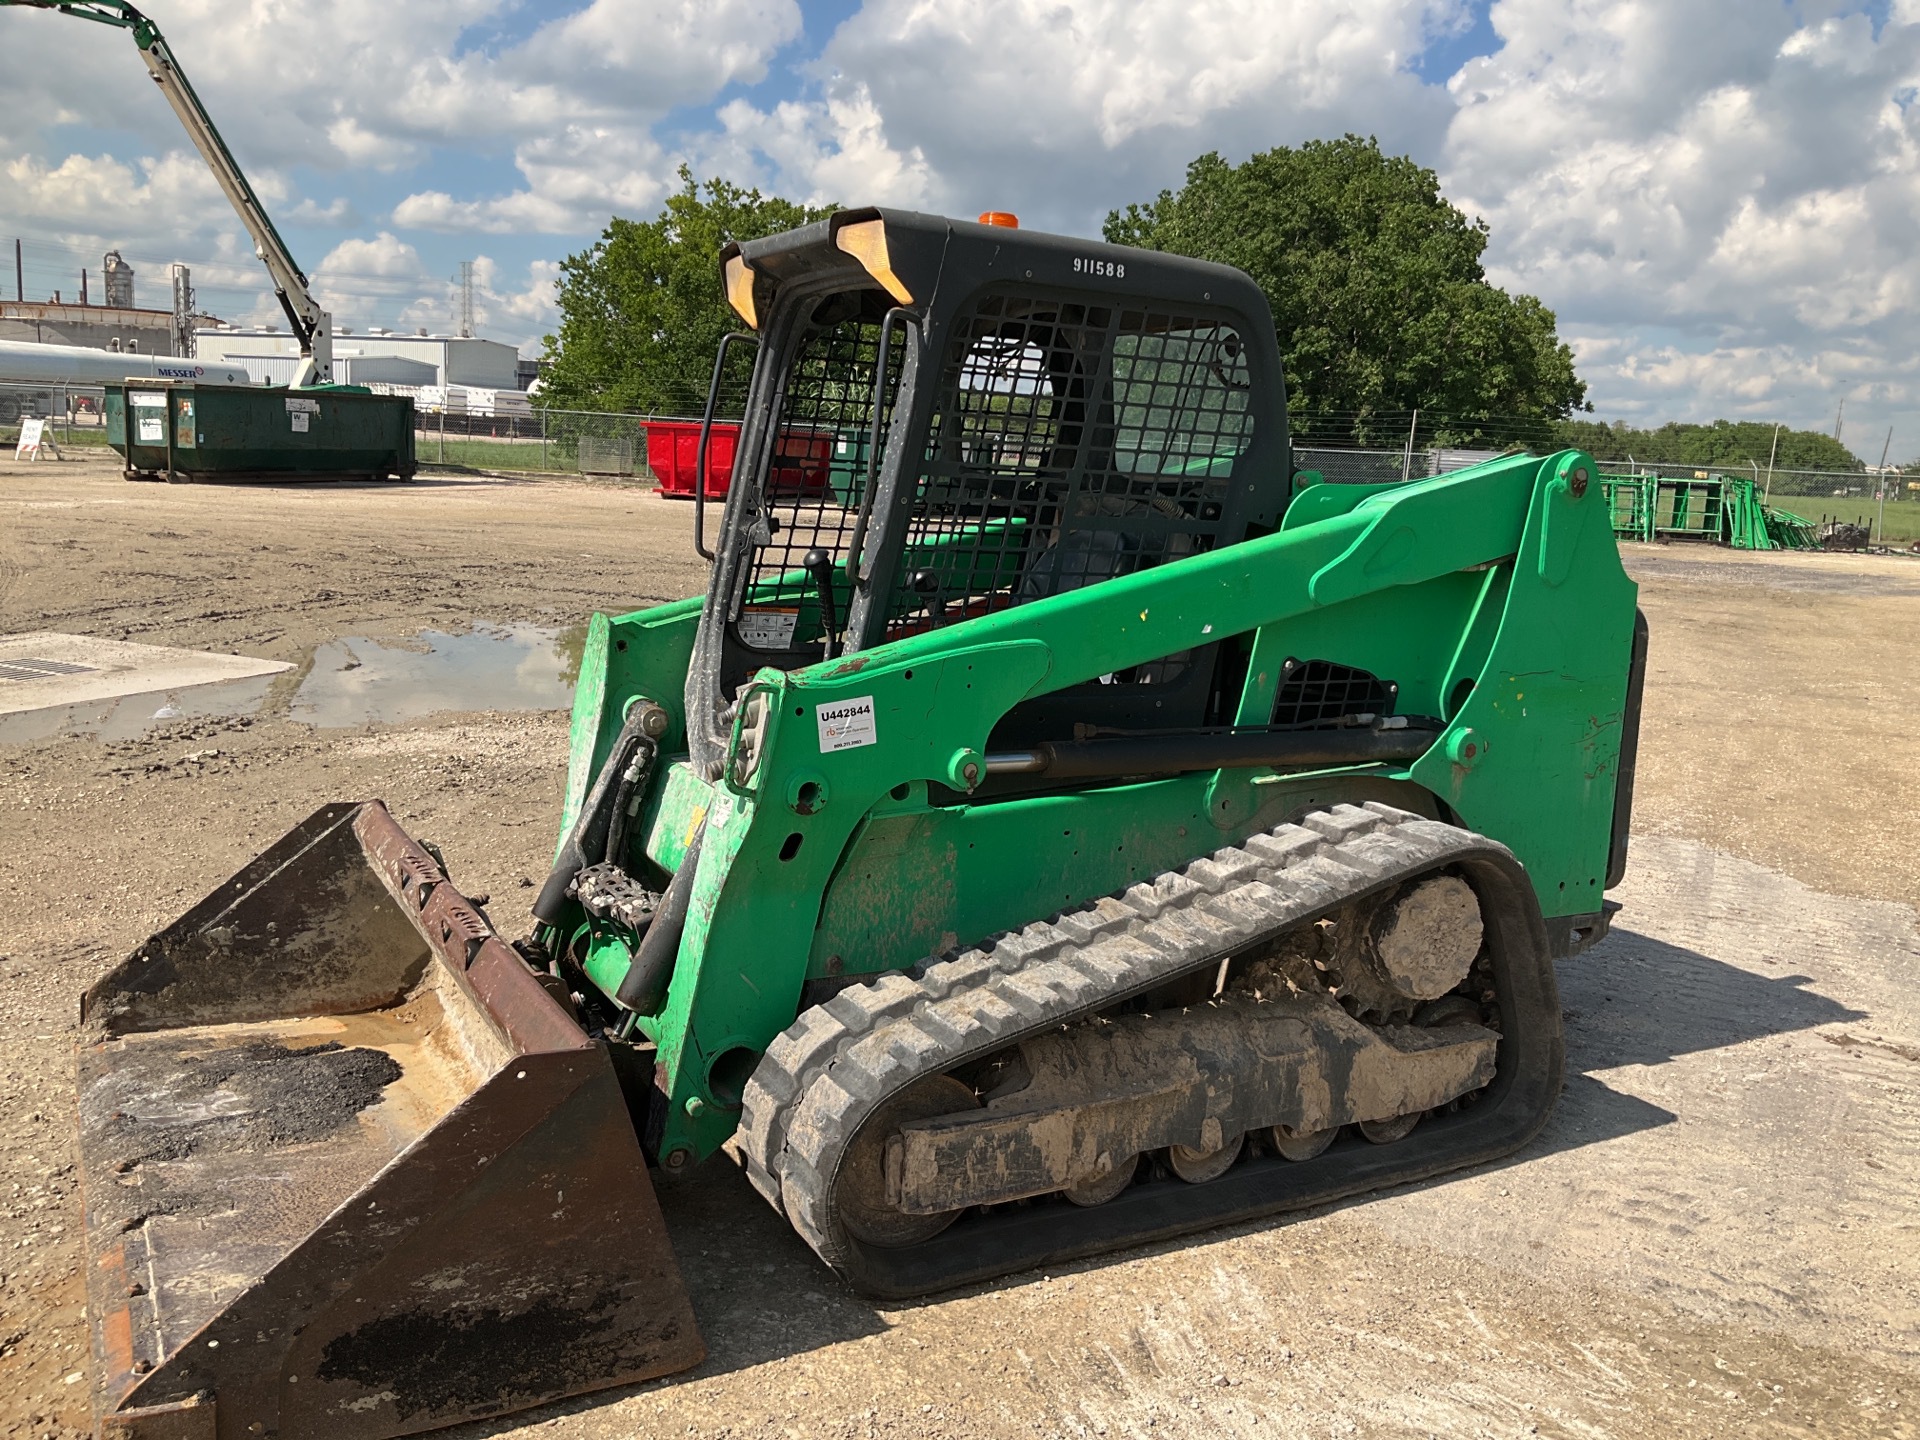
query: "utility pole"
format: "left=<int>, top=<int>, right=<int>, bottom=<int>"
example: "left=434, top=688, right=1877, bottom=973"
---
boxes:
left=1834, top=397, right=1845, bottom=444
left=169, top=263, right=196, bottom=357
left=1764, top=421, right=1781, bottom=501
left=1400, top=408, right=1419, bottom=482
left=457, top=260, right=475, bottom=338
left=1876, top=426, right=1893, bottom=546
left=13, top=238, right=20, bottom=302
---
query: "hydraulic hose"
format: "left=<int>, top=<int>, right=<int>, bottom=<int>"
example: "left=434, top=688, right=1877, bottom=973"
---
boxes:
left=983, top=723, right=1440, bottom=781
left=531, top=704, right=665, bottom=926
left=614, top=819, right=705, bottom=1015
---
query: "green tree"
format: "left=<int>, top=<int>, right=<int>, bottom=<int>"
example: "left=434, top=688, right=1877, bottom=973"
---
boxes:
left=1105, top=137, right=1587, bottom=445
left=1550, top=418, right=1861, bottom=472
left=540, top=169, right=833, bottom=414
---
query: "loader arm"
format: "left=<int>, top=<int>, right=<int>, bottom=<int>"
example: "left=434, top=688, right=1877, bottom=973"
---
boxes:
left=4, top=0, right=334, bottom=383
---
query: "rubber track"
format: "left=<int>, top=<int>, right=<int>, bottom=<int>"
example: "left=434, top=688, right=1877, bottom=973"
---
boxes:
left=740, top=801, right=1540, bottom=1284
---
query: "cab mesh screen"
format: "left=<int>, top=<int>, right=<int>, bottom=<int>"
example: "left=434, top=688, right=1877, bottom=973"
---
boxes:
left=1270, top=659, right=1397, bottom=728
left=886, top=291, right=1254, bottom=664
left=744, top=292, right=905, bottom=616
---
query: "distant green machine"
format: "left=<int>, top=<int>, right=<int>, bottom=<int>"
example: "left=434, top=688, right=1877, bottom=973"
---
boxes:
left=76, top=210, right=1645, bottom=1439
left=7, top=0, right=414, bottom=480
left=1601, top=470, right=1817, bottom=550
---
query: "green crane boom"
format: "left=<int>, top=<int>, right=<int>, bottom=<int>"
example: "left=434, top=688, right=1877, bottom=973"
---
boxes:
left=5, top=0, right=334, bottom=384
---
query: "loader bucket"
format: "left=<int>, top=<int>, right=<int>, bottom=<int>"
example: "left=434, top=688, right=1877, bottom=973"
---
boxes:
left=74, top=801, right=704, bottom=1440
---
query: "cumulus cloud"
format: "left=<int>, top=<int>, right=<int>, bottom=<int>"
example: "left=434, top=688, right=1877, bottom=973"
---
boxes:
left=307, top=238, right=557, bottom=343
left=286, top=196, right=359, bottom=226
left=0, top=0, right=804, bottom=342
left=358, top=0, right=804, bottom=233
left=307, top=231, right=436, bottom=330
left=710, top=85, right=936, bottom=208
left=3, top=149, right=239, bottom=235
left=391, top=190, right=579, bottom=236
left=0, top=146, right=281, bottom=320
left=316, top=232, right=429, bottom=284
left=678, top=0, right=1920, bottom=437
left=714, top=0, right=1462, bottom=220
left=436, top=125, right=687, bottom=236
left=1, top=0, right=802, bottom=235
left=463, top=257, right=562, bottom=354
left=1444, top=1, right=1920, bottom=430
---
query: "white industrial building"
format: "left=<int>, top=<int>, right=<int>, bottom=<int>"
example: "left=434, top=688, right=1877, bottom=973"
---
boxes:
left=193, top=326, right=522, bottom=389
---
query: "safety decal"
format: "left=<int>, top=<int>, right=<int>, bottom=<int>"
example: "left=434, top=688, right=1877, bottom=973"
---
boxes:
left=737, top=608, right=799, bottom=650
left=817, top=695, right=877, bottom=753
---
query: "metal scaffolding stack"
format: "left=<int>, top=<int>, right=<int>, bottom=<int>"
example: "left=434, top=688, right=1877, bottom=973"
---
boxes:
left=1600, top=472, right=1819, bottom=551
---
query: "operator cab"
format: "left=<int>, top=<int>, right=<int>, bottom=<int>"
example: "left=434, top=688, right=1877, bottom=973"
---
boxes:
left=683, top=209, right=1294, bottom=781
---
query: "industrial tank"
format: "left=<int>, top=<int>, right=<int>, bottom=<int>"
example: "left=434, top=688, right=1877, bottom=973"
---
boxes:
left=0, top=337, right=252, bottom=387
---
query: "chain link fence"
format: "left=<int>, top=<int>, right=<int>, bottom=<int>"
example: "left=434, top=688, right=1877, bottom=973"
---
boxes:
left=405, top=405, right=657, bottom=477
left=0, top=380, right=111, bottom=449
left=0, top=390, right=1513, bottom=483
left=0, top=381, right=670, bottom=475
left=1293, top=445, right=1506, bottom=484
left=7, top=379, right=1914, bottom=543
left=1291, top=443, right=1916, bottom=544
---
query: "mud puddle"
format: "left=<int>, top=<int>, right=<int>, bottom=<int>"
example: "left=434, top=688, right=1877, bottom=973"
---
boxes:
left=290, top=624, right=582, bottom=726
left=0, top=623, right=585, bottom=742
left=0, top=674, right=279, bottom=743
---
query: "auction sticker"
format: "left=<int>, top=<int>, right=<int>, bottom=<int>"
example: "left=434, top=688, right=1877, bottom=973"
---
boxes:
left=817, top=696, right=877, bottom=753
left=737, top=607, right=799, bottom=649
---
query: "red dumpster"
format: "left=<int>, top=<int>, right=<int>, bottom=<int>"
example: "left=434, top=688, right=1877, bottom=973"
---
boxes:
left=645, top=419, right=735, bottom=498
left=644, top=420, right=832, bottom=500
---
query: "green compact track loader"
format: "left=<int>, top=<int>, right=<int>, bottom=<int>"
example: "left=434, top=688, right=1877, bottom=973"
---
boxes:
left=73, top=210, right=1645, bottom=1439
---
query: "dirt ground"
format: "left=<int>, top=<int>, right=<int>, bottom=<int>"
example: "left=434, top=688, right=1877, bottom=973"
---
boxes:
left=0, top=452, right=1914, bottom=1440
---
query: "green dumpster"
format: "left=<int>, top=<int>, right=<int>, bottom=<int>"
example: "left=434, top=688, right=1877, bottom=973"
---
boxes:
left=106, top=380, right=416, bottom=483
left=828, top=427, right=872, bottom=506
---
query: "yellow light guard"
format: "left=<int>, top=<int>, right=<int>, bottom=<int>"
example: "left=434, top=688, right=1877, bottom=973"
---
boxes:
left=833, top=220, right=913, bottom=306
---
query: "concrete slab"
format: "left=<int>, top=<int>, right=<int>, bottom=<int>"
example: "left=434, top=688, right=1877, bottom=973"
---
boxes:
left=0, top=632, right=291, bottom=715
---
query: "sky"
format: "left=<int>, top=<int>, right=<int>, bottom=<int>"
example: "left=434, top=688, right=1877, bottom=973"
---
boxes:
left=3, top=0, right=1917, bottom=457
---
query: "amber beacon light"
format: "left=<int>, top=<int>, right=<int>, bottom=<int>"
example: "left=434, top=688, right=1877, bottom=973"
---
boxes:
left=978, top=211, right=1020, bottom=228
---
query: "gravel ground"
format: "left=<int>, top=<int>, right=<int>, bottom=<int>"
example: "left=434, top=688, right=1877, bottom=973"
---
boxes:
left=0, top=456, right=1913, bottom=1440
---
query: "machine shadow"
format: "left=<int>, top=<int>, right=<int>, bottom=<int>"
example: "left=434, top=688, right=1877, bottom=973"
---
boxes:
left=1557, top=924, right=1867, bottom=1073
left=1463, top=923, right=1867, bottom=1170
left=461, top=923, right=1875, bottom=1424
left=456, top=1156, right=888, bottom=1431
left=233, top=474, right=526, bottom=491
